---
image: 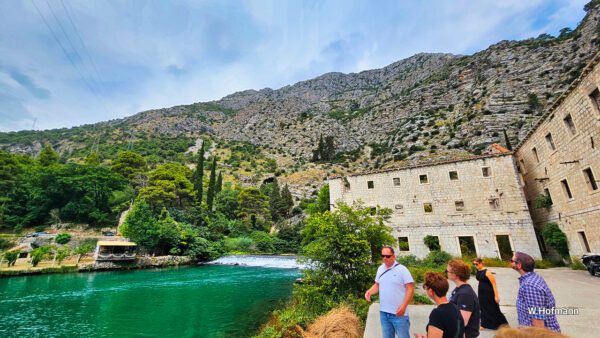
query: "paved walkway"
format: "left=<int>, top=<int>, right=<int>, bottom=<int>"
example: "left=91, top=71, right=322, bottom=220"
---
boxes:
left=364, top=267, right=599, bottom=337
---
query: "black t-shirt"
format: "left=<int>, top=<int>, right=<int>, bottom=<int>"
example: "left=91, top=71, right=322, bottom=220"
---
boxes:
left=450, top=284, right=480, bottom=338
left=427, top=303, right=465, bottom=338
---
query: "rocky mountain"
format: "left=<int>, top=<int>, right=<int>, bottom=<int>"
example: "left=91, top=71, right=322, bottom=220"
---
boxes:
left=3, top=2, right=600, bottom=176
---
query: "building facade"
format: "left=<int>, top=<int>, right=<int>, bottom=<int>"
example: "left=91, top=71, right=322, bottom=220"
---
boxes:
left=515, top=54, right=600, bottom=257
left=328, top=154, right=542, bottom=259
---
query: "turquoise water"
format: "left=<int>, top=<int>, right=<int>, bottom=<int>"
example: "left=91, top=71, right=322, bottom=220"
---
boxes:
left=0, top=265, right=300, bottom=337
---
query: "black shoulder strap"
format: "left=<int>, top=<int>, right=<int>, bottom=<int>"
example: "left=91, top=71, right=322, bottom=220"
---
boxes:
left=377, top=263, right=399, bottom=280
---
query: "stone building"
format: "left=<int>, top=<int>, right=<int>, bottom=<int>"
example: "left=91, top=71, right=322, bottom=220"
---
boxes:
left=328, top=53, right=600, bottom=259
left=514, top=53, right=600, bottom=257
left=328, top=154, right=542, bottom=259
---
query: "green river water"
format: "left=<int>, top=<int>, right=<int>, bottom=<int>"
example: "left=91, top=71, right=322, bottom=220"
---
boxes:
left=0, top=264, right=300, bottom=337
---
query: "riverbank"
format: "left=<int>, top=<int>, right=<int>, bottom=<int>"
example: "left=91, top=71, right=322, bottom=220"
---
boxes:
left=0, top=255, right=195, bottom=277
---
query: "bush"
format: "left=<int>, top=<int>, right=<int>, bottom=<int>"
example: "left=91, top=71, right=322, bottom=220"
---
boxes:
left=396, top=255, right=420, bottom=267
left=423, top=251, right=452, bottom=267
left=250, top=231, right=274, bottom=253
left=542, top=223, right=569, bottom=258
left=413, top=293, right=434, bottom=305
left=481, top=257, right=510, bottom=268
left=225, top=237, right=254, bottom=253
left=570, top=256, right=587, bottom=270
left=55, top=233, right=72, bottom=244
left=3, top=249, right=20, bottom=266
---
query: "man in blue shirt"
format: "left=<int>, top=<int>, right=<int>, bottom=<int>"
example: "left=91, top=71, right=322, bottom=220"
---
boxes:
left=365, top=246, right=414, bottom=338
left=511, top=251, right=561, bottom=332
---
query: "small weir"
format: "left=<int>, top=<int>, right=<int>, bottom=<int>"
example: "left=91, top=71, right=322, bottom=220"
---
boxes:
left=208, top=254, right=307, bottom=269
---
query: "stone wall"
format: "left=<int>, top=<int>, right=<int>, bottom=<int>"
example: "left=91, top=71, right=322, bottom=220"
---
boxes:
left=515, top=55, right=600, bottom=257
left=329, top=154, right=541, bottom=259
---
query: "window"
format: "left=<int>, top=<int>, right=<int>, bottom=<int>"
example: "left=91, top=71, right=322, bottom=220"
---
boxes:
left=419, top=174, right=429, bottom=184
left=398, top=237, right=410, bottom=251
left=563, top=114, right=577, bottom=135
left=532, top=147, right=539, bottom=163
left=423, top=203, right=433, bottom=213
left=489, top=198, right=500, bottom=210
left=544, top=188, right=553, bottom=206
left=482, top=167, right=492, bottom=177
left=561, top=179, right=573, bottom=199
left=367, top=180, right=374, bottom=189
left=393, top=177, right=400, bottom=186
left=520, top=159, right=526, bottom=174
left=449, top=171, right=459, bottom=180
left=578, top=231, right=591, bottom=253
left=455, top=200, right=465, bottom=211
left=583, top=168, right=599, bottom=191
left=545, top=133, right=556, bottom=151
left=458, top=236, right=477, bottom=257
left=589, top=87, right=600, bottom=113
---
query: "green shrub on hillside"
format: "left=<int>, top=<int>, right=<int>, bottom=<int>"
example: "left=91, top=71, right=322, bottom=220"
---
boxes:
left=55, top=233, right=72, bottom=244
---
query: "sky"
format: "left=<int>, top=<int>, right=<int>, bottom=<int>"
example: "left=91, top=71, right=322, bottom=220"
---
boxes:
left=0, top=0, right=590, bottom=132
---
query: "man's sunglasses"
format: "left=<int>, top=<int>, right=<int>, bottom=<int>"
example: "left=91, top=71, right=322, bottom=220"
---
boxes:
left=381, top=254, right=393, bottom=258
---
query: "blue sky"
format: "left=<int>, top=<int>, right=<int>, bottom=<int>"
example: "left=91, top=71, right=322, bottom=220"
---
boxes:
left=0, top=0, right=589, bottom=132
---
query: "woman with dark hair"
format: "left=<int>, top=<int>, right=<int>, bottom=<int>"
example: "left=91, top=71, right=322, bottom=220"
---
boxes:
left=473, top=258, right=508, bottom=330
left=447, top=259, right=480, bottom=338
left=415, top=272, right=464, bottom=338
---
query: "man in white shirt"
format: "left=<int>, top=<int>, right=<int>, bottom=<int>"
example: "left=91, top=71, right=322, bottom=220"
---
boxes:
left=365, top=245, right=415, bottom=338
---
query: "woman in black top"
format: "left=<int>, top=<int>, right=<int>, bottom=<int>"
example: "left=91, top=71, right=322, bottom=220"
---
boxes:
left=415, top=272, right=464, bottom=338
left=447, top=259, right=480, bottom=338
left=473, top=258, right=508, bottom=329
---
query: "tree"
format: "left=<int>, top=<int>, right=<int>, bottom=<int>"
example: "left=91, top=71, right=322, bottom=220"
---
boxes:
left=307, top=184, right=330, bottom=214
left=323, top=136, right=335, bottom=160
left=138, top=163, right=195, bottom=209
left=206, top=157, right=217, bottom=210
left=280, top=184, right=294, bottom=217
left=156, top=208, right=182, bottom=255
left=120, top=201, right=160, bottom=252
left=216, top=172, right=223, bottom=195
left=192, top=143, right=205, bottom=204
left=55, top=246, right=71, bottom=265
left=111, top=151, right=147, bottom=180
left=3, top=249, right=19, bottom=267
left=38, top=144, right=59, bottom=166
left=31, top=246, right=52, bottom=267
left=301, top=202, right=394, bottom=299
left=237, top=188, right=271, bottom=231
left=85, top=152, right=101, bottom=166
left=542, top=222, right=570, bottom=258
left=74, top=242, right=96, bottom=265
left=214, top=183, right=240, bottom=219
left=503, top=129, right=513, bottom=151
left=267, top=178, right=282, bottom=222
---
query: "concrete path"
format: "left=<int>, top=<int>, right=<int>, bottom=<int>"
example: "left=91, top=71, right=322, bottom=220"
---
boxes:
left=364, top=267, right=599, bottom=337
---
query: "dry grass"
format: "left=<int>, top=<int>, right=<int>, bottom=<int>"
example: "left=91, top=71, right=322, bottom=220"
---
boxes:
left=303, top=305, right=362, bottom=338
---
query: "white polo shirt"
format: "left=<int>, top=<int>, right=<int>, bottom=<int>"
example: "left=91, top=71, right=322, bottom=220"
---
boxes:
left=375, top=263, right=414, bottom=315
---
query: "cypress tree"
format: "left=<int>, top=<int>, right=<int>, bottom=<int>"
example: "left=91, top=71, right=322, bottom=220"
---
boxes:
left=269, top=178, right=282, bottom=222
left=192, top=143, right=205, bottom=204
left=206, top=157, right=217, bottom=210
left=216, top=172, right=223, bottom=194
left=503, top=129, right=513, bottom=150
left=324, top=136, right=335, bottom=160
left=280, top=184, right=294, bottom=217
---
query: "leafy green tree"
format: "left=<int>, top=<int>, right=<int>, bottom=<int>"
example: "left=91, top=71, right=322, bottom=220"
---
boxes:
left=85, top=152, right=101, bottom=166
left=31, top=246, right=52, bottom=267
left=3, top=249, right=19, bottom=267
left=156, top=208, right=182, bottom=255
left=237, top=188, right=271, bottom=231
left=138, top=163, right=195, bottom=209
left=206, top=157, right=217, bottom=210
left=214, top=183, right=240, bottom=219
left=192, top=143, right=205, bottom=204
left=55, top=246, right=71, bottom=265
left=38, top=144, right=59, bottom=166
left=307, top=184, right=330, bottom=214
left=542, top=222, right=570, bottom=258
left=268, top=179, right=282, bottom=222
left=74, top=241, right=96, bottom=265
left=121, top=201, right=159, bottom=252
left=111, top=151, right=147, bottom=180
left=250, top=231, right=274, bottom=253
left=301, top=202, right=394, bottom=299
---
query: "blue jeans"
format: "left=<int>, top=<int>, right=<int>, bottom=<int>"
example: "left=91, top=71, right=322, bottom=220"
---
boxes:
left=380, top=311, right=410, bottom=338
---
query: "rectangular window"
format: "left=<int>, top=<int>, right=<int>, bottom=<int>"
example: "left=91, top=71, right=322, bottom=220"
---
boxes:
left=544, top=188, right=553, bottom=206
left=367, top=181, right=374, bottom=189
left=482, top=167, right=492, bottom=177
left=589, top=87, right=600, bottom=113
left=393, top=177, right=400, bottom=186
left=398, top=237, right=410, bottom=252
left=583, top=168, right=599, bottom=191
left=578, top=231, right=591, bottom=253
left=455, top=200, right=465, bottom=211
left=423, top=203, right=433, bottom=213
left=458, top=236, right=477, bottom=257
left=419, top=174, right=429, bottom=184
left=489, top=198, right=500, bottom=210
left=545, top=133, right=556, bottom=151
left=561, top=179, right=573, bottom=199
left=520, top=159, right=526, bottom=174
left=449, top=171, right=459, bottom=180
left=563, top=114, right=577, bottom=135
left=532, top=147, right=539, bottom=163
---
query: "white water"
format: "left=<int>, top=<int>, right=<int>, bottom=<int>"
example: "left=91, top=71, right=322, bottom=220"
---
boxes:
left=208, top=255, right=307, bottom=269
